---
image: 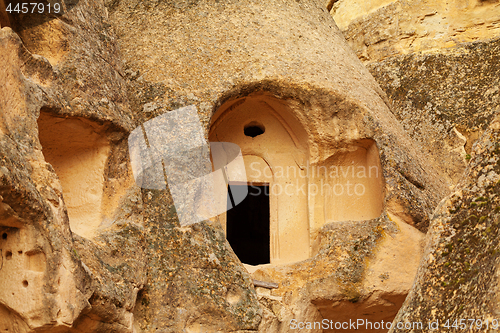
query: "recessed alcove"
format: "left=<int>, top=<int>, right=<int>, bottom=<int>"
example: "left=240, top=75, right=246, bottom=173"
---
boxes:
left=37, top=111, right=111, bottom=239
left=210, top=93, right=386, bottom=267
left=308, top=139, right=385, bottom=236
left=210, top=93, right=310, bottom=265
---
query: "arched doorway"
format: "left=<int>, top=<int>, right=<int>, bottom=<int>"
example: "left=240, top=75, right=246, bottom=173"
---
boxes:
left=210, top=93, right=310, bottom=265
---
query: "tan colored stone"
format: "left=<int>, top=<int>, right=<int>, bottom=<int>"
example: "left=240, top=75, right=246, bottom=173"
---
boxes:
left=389, top=114, right=500, bottom=332
left=249, top=213, right=424, bottom=333
left=38, top=112, right=111, bottom=239
left=368, top=38, right=500, bottom=188
left=211, top=93, right=386, bottom=265
left=210, top=94, right=310, bottom=265
left=331, top=0, right=500, bottom=188
left=331, top=0, right=500, bottom=62
left=104, top=0, right=449, bottom=330
left=0, top=6, right=144, bottom=332
left=0, top=0, right=459, bottom=332
left=0, top=1, right=10, bottom=29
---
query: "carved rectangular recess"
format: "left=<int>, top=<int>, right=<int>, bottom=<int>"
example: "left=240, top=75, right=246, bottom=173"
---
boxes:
left=37, top=111, right=110, bottom=238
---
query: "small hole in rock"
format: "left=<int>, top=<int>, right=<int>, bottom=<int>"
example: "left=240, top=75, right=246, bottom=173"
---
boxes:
left=22, top=280, right=28, bottom=288
left=6, top=251, right=12, bottom=260
left=2, top=233, right=7, bottom=240
left=18, top=251, right=22, bottom=255
left=244, top=122, right=265, bottom=138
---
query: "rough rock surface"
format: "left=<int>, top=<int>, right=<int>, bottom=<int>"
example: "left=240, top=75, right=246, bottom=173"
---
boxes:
left=329, top=1, right=500, bottom=331
left=0, top=0, right=454, bottom=332
left=331, top=0, right=500, bottom=62
left=253, top=214, right=425, bottom=332
left=330, top=0, right=500, bottom=186
left=368, top=38, right=500, bottom=186
left=0, top=1, right=146, bottom=330
left=390, top=114, right=500, bottom=333
left=106, top=0, right=449, bottom=330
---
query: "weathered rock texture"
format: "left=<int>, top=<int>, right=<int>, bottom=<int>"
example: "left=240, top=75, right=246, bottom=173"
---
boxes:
left=368, top=38, right=500, bottom=186
left=106, top=0, right=449, bottom=331
left=331, top=0, right=500, bottom=187
left=390, top=113, right=500, bottom=333
left=0, top=1, right=147, bottom=330
left=330, top=1, right=500, bottom=330
left=331, top=0, right=500, bottom=62
left=0, top=0, right=456, bottom=332
left=253, top=214, right=425, bottom=333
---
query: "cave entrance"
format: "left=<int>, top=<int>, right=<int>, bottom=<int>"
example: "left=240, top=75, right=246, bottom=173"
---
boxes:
left=226, top=184, right=270, bottom=265
left=209, top=94, right=310, bottom=265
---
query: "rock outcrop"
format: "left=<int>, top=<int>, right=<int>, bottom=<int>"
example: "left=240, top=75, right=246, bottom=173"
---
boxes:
left=106, top=0, right=448, bottom=330
left=0, top=0, right=469, bottom=332
left=390, top=113, right=500, bottom=333
left=328, top=1, right=500, bottom=331
left=331, top=0, right=500, bottom=187
left=368, top=38, right=500, bottom=186
left=331, top=0, right=500, bottom=62
left=0, top=1, right=146, bottom=330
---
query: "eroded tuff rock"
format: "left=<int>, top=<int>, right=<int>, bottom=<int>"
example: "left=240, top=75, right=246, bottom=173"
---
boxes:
left=0, top=3, right=146, bottom=330
left=328, top=1, right=500, bottom=331
left=107, top=0, right=449, bottom=331
left=330, top=0, right=500, bottom=62
left=390, top=113, right=500, bottom=333
left=330, top=0, right=500, bottom=187
left=368, top=38, right=500, bottom=186
left=1, top=0, right=452, bottom=332
left=1, top=0, right=262, bottom=330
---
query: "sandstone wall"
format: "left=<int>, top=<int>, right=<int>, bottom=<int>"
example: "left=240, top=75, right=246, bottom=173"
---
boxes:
left=329, top=1, right=500, bottom=330
left=0, top=0, right=147, bottom=329
left=106, top=0, right=448, bottom=331
left=368, top=38, right=500, bottom=186
left=390, top=109, right=500, bottom=333
left=330, top=0, right=500, bottom=187
left=331, top=0, right=500, bottom=62
left=0, top=0, right=460, bottom=332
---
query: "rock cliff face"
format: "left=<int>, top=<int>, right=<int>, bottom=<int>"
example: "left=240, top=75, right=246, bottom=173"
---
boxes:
left=107, top=0, right=447, bottom=331
left=331, top=0, right=500, bottom=187
left=0, top=1, right=146, bottom=330
left=368, top=38, right=500, bottom=186
left=0, top=0, right=496, bottom=332
left=329, top=0, right=500, bottom=331
left=390, top=113, right=500, bottom=333
left=331, top=0, right=500, bottom=62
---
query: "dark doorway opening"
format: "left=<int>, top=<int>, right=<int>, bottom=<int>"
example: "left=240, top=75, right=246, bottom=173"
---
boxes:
left=226, top=184, right=270, bottom=265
